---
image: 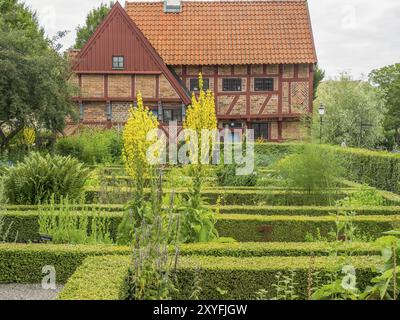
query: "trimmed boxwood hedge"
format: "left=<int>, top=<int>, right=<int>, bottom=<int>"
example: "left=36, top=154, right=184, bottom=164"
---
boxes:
left=0, top=243, right=382, bottom=300
left=59, top=254, right=380, bottom=300
left=58, top=255, right=130, bottom=300
left=255, top=143, right=400, bottom=194
left=179, top=241, right=381, bottom=257
left=85, top=187, right=352, bottom=206
left=173, top=255, right=379, bottom=300
left=216, top=205, right=400, bottom=216
left=2, top=211, right=400, bottom=243
left=216, top=214, right=400, bottom=242
left=5, top=203, right=400, bottom=216
left=324, top=145, right=400, bottom=194
left=1, top=211, right=123, bottom=243
left=0, top=244, right=129, bottom=283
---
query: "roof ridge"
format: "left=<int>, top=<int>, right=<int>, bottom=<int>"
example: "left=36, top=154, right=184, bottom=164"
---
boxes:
left=126, top=0, right=306, bottom=4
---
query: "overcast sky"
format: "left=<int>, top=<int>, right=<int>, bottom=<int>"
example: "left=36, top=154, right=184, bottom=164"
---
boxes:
left=23, top=0, right=400, bottom=79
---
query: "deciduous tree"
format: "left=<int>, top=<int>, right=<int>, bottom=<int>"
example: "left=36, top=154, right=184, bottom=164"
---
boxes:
left=0, top=1, right=76, bottom=150
left=313, top=72, right=384, bottom=148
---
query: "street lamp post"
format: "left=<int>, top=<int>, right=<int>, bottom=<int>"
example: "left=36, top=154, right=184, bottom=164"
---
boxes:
left=318, top=103, right=326, bottom=144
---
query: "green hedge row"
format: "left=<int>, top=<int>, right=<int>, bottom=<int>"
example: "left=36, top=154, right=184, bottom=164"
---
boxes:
left=216, top=205, right=400, bottom=216
left=322, top=145, right=400, bottom=194
left=60, top=254, right=379, bottom=300
left=59, top=255, right=130, bottom=300
left=174, top=255, right=379, bottom=300
left=6, top=204, right=400, bottom=216
left=85, top=187, right=353, bottom=206
left=254, top=143, right=400, bottom=194
left=0, top=211, right=122, bottom=243
left=0, top=243, right=382, bottom=300
left=216, top=214, right=400, bottom=242
left=179, top=241, right=380, bottom=257
left=0, top=244, right=129, bottom=283
left=2, top=211, right=400, bottom=243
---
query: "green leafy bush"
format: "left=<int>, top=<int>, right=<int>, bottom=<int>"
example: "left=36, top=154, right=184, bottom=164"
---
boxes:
left=3, top=152, right=89, bottom=205
left=274, top=144, right=344, bottom=193
left=56, top=129, right=122, bottom=165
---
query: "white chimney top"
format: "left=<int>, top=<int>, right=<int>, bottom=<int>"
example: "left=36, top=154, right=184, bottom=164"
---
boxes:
left=164, top=0, right=182, bottom=13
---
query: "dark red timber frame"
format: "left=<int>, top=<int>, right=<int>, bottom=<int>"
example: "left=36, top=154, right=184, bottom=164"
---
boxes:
left=71, top=2, right=190, bottom=105
left=182, top=63, right=314, bottom=141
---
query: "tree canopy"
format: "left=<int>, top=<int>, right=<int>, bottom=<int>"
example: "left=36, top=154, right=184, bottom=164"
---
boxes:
left=313, top=73, right=384, bottom=148
left=369, top=64, right=400, bottom=149
left=74, top=2, right=114, bottom=49
left=0, top=0, right=76, bottom=149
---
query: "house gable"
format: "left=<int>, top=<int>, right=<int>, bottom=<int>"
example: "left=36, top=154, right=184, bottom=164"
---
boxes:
left=73, top=2, right=190, bottom=104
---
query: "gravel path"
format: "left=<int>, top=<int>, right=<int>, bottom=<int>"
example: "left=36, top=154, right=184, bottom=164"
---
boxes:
left=0, top=284, right=64, bottom=300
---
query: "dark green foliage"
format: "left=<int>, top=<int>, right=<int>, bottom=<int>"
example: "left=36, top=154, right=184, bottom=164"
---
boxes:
left=3, top=152, right=89, bottom=204
left=0, top=2, right=76, bottom=150
left=74, top=2, right=114, bottom=49
left=56, top=129, right=122, bottom=164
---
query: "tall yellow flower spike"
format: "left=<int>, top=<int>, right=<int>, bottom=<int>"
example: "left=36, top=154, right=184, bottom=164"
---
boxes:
left=184, top=72, right=218, bottom=158
left=123, top=92, right=159, bottom=180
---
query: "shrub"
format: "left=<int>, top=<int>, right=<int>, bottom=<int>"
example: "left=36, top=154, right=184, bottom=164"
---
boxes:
left=56, top=129, right=122, bottom=165
left=274, top=144, right=344, bottom=193
left=3, top=152, right=89, bottom=205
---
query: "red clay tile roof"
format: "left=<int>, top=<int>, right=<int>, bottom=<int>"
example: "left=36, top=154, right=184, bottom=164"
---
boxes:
left=125, top=0, right=317, bottom=66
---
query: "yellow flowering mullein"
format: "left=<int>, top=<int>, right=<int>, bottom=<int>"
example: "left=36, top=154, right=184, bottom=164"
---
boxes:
left=123, top=92, right=159, bottom=194
left=183, top=73, right=218, bottom=199
left=184, top=73, right=218, bottom=163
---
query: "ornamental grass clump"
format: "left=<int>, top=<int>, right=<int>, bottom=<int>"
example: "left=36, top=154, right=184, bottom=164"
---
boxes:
left=3, top=152, right=89, bottom=205
left=274, top=144, right=344, bottom=193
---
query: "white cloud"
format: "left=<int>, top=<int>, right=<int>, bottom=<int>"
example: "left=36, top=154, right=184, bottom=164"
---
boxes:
left=23, top=0, right=400, bottom=79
